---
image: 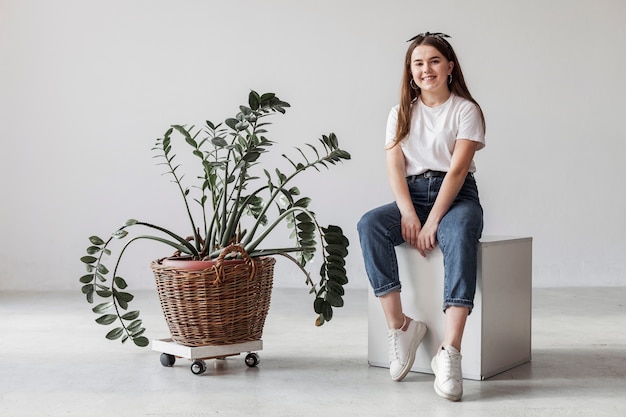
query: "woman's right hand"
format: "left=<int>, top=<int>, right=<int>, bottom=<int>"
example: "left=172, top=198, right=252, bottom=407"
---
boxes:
left=386, top=144, right=425, bottom=252
left=401, top=211, right=422, bottom=250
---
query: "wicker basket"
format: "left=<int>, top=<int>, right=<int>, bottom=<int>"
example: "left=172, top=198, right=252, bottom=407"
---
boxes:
left=151, top=245, right=275, bottom=347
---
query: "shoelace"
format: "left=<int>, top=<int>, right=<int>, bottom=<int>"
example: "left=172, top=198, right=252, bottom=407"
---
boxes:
left=388, top=330, right=400, bottom=361
left=388, top=316, right=407, bottom=362
left=440, top=349, right=462, bottom=381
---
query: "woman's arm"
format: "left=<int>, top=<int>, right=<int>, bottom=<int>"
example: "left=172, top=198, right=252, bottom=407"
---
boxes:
left=386, top=144, right=422, bottom=248
left=417, top=139, right=479, bottom=256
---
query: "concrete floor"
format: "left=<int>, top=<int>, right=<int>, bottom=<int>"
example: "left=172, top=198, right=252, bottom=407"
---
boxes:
left=1, top=286, right=625, bottom=417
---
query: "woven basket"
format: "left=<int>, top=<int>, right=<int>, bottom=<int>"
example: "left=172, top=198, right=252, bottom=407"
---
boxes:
left=151, top=245, right=275, bottom=347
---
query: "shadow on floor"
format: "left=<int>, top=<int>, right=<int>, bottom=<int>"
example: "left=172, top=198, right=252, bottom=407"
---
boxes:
left=465, top=346, right=626, bottom=402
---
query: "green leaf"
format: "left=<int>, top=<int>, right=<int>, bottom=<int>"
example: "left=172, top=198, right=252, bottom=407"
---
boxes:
left=127, top=319, right=143, bottom=332
left=225, top=118, right=239, bottom=130
left=297, top=229, right=314, bottom=240
left=96, top=289, right=112, bottom=298
left=325, top=243, right=348, bottom=257
left=323, top=232, right=349, bottom=246
left=115, top=291, right=134, bottom=302
left=86, top=246, right=101, bottom=255
left=293, top=197, right=311, bottom=208
left=212, top=137, right=228, bottom=147
left=313, top=297, right=324, bottom=314
left=326, top=263, right=346, bottom=274
left=326, top=280, right=345, bottom=296
left=133, top=336, right=149, bottom=347
left=80, top=256, right=97, bottom=264
left=321, top=301, right=333, bottom=321
left=185, top=135, right=198, bottom=148
left=96, top=263, right=109, bottom=275
left=92, top=302, right=114, bottom=314
left=325, top=254, right=346, bottom=266
left=275, top=168, right=286, bottom=183
left=79, top=274, right=94, bottom=284
left=260, top=92, right=275, bottom=102
left=106, top=327, right=124, bottom=340
left=123, top=219, right=138, bottom=227
left=242, top=151, right=261, bottom=162
left=325, top=291, right=344, bottom=307
left=81, top=284, right=94, bottom=294
left=327, top=268, right=349, bottom=285
left=235, top=121, right=249, bottom=131
left=296, top=222, right=315, bottom=233
left=249, top=91, right=260, bottom=110
left=131, top=328, right=146, bottom=337
left=114, top=276, right=128, bottom=289
left=295, top=212, right=310, bottom=222
left=89, top=236, right=105, bottom=245
left=299, top=238, right=317, bottom=249
left=112, top=229, right=128, bottom=239
left=95, top=314, right=117, bottom=325
left=121, top=310, right=140, bottom=320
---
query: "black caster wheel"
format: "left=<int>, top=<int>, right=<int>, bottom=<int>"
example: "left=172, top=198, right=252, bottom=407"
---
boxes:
left=160, top=353, right=176, bottom=367
left=245, top=353, right=260, bottom=367
left=191, top=360, right=207, bottom=375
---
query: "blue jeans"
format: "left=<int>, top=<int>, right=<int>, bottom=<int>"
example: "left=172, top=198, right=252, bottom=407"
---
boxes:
left=357, top=174, right=483, bottom=312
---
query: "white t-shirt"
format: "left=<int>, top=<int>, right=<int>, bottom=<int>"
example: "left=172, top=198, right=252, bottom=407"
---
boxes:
left=385, top=93, right=485, bottom=176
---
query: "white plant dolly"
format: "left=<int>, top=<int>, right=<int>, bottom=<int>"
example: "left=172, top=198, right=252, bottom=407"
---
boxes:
left=152, top=338, right=263, bottom=375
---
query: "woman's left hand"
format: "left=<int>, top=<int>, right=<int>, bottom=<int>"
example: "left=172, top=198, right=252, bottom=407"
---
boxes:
left=416, top=140, right=479, bottom=257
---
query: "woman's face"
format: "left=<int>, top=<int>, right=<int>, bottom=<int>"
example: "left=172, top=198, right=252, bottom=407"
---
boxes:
left=410, top=44, right=454, bottom=94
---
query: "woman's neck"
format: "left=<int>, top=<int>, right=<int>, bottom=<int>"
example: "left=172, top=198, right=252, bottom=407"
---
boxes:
left=420, top=89, right=452, bottom=107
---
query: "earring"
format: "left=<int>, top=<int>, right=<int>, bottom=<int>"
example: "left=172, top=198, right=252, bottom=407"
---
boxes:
left=448, top=74, right=452, bottom=85
left=410, top=79, right=419, bottom=90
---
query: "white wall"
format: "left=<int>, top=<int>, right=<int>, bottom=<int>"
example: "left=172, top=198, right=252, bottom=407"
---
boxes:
left=1, top=0, right=625, bottom=292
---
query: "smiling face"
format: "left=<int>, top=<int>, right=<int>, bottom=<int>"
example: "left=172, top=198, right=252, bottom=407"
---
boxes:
left=410, top=44, right=454, bottom=96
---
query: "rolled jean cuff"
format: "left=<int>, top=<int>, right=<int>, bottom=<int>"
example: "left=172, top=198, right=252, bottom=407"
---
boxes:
left=443, top=299, right=474, bottom=315
left=373, top=283, right=402, bottom=297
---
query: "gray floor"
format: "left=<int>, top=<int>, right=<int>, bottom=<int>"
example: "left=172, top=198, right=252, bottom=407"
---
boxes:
left=1, top=287, right=625, bottom=417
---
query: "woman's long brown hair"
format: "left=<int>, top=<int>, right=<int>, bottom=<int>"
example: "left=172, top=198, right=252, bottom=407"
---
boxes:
left=392, top=34, right=486, bottom=148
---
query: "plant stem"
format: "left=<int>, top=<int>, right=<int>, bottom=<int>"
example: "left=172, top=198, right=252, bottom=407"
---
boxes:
left=244, top=206, right=315, bottom=254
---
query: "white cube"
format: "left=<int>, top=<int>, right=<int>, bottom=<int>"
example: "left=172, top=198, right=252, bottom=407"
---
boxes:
left=367, top=236, right=532, bottom=380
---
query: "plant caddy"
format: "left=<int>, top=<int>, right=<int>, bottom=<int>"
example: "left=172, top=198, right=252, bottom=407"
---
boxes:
left=79, top=91, right=351, bottom=370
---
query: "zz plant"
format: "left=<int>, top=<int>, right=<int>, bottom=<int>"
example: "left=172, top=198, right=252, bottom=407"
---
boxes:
left=79, top=90, right=351, bottom=347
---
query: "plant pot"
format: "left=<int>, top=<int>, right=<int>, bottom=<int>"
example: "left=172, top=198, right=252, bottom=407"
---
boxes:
left=151, top=246, right=275, bottom=347
left=160, top=256, right=246, bottom=271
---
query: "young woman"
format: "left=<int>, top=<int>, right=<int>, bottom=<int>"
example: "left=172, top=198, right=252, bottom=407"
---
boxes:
left=357, top=32, right=486, bottom=401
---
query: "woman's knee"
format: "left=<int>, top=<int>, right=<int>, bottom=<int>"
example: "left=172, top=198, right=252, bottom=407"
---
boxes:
left=357, top=204, right=399, bottom=236
left=357, top=210, right=373, bottom=235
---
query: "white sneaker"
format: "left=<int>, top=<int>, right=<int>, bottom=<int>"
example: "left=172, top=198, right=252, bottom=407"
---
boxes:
left=388, top=318, right=427, bottom=381
left=431, top=345, right=463, bottom=401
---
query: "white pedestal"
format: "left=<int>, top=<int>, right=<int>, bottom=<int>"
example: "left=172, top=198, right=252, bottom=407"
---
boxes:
left=367, top=236, right=532, bottom=380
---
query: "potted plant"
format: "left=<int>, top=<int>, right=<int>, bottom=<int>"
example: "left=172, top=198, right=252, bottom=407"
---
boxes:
left=79, top=90, right=351, bottom=347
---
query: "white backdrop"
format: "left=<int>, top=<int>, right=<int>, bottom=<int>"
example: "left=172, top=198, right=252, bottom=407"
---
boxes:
left=1, top=0, right=625, bottom=291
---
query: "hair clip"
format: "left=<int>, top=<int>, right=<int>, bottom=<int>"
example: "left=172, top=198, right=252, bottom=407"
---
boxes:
left=406, top=32, right=451, bottom=43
